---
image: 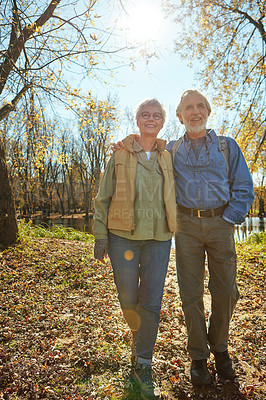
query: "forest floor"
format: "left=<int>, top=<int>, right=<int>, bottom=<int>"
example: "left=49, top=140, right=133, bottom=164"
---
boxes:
left=0, top=233, right=265, bottom=399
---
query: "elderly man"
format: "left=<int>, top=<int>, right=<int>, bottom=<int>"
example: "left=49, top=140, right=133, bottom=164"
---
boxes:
left=167, top=89, right=254, bottom=385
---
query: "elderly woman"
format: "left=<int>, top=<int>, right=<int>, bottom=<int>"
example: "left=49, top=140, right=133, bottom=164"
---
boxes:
left=93, top=98, right=176, bottom=400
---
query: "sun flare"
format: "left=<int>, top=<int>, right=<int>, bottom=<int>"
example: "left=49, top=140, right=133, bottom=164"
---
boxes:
left=120, top=2, right=165, bottom=44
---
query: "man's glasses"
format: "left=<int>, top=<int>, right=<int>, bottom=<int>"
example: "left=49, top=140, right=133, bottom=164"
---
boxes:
left=141, top=112, right=163, bottom=120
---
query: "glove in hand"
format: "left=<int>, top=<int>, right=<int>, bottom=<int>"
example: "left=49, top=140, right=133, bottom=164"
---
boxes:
left=94, top=239, right=108, bottom=260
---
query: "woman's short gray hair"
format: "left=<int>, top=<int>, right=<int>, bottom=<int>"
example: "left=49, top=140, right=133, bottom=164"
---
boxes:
left=176, top=89, right=212, bottom=116
left=135, top=98, right=166, bottom=124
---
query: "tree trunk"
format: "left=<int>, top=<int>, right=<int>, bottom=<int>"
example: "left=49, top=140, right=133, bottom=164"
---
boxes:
left=0, top=144, right=18, bottom=247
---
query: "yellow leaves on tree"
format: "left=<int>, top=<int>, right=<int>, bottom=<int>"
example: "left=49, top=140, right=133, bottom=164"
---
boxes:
left=168, top=0, right=265, bottom=169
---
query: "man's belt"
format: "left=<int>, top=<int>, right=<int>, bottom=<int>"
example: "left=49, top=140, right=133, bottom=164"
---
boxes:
left=177, top=204, right=227, bottom=218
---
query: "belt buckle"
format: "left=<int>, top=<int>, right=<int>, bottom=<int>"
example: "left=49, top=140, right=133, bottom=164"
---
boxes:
left=197, top=209, right=204, bottom=218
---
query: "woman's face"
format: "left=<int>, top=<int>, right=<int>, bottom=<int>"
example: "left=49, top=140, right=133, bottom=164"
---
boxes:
left=136, top=104, right=164, bottom=138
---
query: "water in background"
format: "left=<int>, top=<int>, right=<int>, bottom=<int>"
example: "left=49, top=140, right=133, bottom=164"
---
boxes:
left=30, top=216, right=94, bottom=234
left=234, top=217, right=265, bottom=241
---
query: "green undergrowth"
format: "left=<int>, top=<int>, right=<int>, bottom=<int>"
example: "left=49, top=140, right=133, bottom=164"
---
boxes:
left=236, top=231, right=265, bottom=266
left=18, top=219, right=95, bottom=243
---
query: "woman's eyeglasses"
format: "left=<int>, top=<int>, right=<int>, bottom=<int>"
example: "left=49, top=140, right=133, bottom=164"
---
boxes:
left=141, top=112, right=163, bottom=120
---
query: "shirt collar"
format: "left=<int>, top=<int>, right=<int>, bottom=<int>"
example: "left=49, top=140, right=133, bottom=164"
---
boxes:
left=184, top=129, right=216, bottom=144
left=132, top=139, right=159, bottom=153
left=123, top=134, right=166, bottom=152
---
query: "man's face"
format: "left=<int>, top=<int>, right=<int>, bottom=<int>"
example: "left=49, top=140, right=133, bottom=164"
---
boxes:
left=177, top=92, right=209, bottom=137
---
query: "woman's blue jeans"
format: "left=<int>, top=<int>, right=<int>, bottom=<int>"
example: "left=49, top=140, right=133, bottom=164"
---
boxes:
left=108, top=232, right=171, bottom=362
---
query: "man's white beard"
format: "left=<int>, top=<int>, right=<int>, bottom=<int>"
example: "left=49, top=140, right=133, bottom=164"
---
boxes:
left=185, top=120, right=207, bottom=135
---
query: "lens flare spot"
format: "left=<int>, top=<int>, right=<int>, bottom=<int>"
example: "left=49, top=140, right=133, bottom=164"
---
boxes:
left=123, top=310, right=141, bottom=331
left=124, top=250, right=134, bottom=260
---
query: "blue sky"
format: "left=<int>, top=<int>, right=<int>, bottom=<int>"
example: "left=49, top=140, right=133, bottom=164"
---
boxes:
left=90, top=0, right=197, bottom=120
left=85, top=0, right=229, bottom=136
left=63, top=0, right=198, bottom=133
left=59, top=0, right=226, bottom=140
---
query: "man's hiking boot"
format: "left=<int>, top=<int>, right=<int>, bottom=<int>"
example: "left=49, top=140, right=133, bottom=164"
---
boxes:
left=190, top=359, right=212, bottom=386
left=213, top=350, right=236, bottom=380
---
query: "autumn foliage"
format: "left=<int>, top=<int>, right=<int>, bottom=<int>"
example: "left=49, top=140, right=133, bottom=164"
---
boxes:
left=167, top=0, right=266, bottom=171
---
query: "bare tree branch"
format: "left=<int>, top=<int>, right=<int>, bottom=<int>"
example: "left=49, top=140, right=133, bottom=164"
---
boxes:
left=0, top=83, right=31, bottom=121
left=0, top=0, right=61, bottom=94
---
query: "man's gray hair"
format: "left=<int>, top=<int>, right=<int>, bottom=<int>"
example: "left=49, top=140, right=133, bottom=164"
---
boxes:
left=176, top=89, right=212, bottom=116
left=135, top=98, right=166, bottom=124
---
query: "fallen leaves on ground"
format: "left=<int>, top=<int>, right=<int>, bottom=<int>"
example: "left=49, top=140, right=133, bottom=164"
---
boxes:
left=0, top=237, right=265, bottom=399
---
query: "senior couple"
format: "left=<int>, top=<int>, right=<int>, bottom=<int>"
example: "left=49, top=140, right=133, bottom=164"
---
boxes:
left=93, top=89, right=254, bottom=399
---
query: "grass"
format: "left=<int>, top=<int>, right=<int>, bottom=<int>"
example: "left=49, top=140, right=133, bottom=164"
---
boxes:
left=244, top=231, right=266, bottom=244
left=18, top=219, right=95, bottom=243
left=236, top=231, right=266, bottom=262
